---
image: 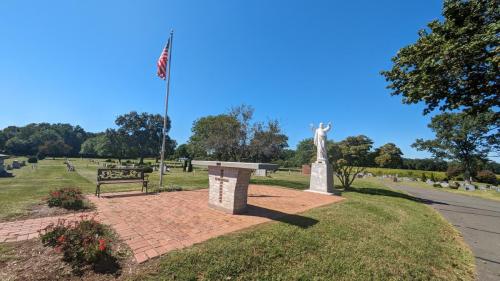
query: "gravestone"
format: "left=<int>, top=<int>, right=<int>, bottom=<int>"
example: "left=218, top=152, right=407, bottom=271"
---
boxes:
left=255, top=169, right=267, bottom=177
left=301, top=164, right=311, bottom=175
left=192, top=161, right=278, bottom=214
left=459, top=184, right=476, bottom=191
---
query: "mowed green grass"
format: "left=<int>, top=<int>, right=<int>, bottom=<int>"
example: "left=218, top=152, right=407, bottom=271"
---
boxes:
left=380, top=177, right=500, bottom=202
left=131, top=179, right=475, bottom=281
left=0, top=158, right=475, bottom=280
left=0, top=158, right=94, bottom=221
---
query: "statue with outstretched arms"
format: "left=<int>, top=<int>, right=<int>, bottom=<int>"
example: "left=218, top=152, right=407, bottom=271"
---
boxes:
left=313, top=122, right=332, bottom=163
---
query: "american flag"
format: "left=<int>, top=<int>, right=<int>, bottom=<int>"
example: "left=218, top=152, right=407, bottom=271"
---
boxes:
left=157, top=39, right=170, bottom=80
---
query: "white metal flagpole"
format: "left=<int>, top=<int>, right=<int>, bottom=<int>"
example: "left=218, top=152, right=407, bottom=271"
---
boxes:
left=159, top=30, right=174, bottom=191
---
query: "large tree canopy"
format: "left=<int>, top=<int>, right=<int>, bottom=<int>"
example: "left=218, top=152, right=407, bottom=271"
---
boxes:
left=115, top=111, right=175, bottom=163
left=382, top=0, right=499, bottom=115
left=330, top=135, right=373, bottom=189
left=412, top=111, right=498, bottom=178
left=374, top=143, right=404, bottom=168
left=188, top=106, right=288, bottom=162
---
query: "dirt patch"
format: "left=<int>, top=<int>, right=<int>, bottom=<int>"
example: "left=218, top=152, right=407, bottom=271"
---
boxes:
left=0, top=236, right=146, bottom=281
left=0, top=202, right=95, bottom=223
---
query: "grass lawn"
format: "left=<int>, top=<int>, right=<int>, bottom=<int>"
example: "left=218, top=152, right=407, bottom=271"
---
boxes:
left=378, top=178, right=500, bottom=202
left=131, top=179, right=474, bottom=281
left=0, top=158, right=95, bottom=221
left=365, top=167, right=447, bottom=181
left=0, top=158, right=476, bottom=280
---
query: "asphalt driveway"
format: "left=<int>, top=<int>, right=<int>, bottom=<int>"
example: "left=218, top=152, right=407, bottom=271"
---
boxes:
left=392, top=185, right=500, bottom=281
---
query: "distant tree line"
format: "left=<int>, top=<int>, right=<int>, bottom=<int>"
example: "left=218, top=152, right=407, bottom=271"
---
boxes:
left=0, top=123, right=91, bottom=159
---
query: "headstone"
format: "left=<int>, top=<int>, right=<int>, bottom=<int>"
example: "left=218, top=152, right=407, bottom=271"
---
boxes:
left=255, top=169, right=267, bottom=177
left=301, top=164, right=311, bottom=175
left=460, top=184, right=476, bottom=191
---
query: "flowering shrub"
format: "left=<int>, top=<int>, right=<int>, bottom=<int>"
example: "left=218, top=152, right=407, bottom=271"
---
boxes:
left=47, top=187, right=84, bottom=210
left=39, top=215, right=116, bottom=272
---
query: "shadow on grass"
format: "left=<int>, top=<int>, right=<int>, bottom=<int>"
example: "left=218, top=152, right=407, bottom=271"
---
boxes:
left=245, top=205, right=318, bottom=229
left=345, top=187, right=449, bottom=206
left=250, top=179, right=309, bottom=190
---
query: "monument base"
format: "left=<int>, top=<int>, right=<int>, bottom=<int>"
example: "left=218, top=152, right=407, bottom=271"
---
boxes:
left=307, top=162, right=333, bottom=194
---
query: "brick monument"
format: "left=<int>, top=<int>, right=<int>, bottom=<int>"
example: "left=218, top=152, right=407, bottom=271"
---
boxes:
left=192, top=161, right=278, bottom=214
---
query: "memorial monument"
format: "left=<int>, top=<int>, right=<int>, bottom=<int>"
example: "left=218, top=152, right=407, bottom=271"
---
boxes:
left=307, top=122, right=334, bottom=195
left=191, top=161, right=278, bottom=214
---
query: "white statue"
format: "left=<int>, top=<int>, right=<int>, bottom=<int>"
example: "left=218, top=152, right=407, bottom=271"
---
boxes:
left=312, top=122, right=332, bottom=163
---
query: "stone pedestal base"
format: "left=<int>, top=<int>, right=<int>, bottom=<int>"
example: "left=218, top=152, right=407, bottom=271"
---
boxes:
left=306, top=162, right=333, bottom=195
left=208, top=166, right=252, bottom=214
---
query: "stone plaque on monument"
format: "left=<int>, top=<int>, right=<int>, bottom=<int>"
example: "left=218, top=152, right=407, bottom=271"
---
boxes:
left=306, top=122, right=334, bottom=195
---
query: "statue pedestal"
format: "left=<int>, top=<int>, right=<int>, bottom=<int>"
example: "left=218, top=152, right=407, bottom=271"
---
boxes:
left=306, top=162, right=334, bottom=195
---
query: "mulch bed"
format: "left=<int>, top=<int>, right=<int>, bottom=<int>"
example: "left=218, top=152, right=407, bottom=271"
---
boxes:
left=0, top=236, right=145, bottom=281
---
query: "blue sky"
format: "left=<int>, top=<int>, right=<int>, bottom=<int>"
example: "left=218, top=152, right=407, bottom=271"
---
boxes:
left=0, top=0, right=444, bottom=158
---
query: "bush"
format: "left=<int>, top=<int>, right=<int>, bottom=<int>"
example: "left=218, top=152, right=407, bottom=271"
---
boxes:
left=450, top=181, right=460, bottom=189
left=141, top=166, right=153, bottom=173
left=430, top=173, right=436, bottom=182
left=27, top=156, right=38, bottom=163
left=47, top=188, right=85, bottom=210
left=37, top=152, right=46, bottom=160
left=433, top=183, right=442, bottom=188
left=421, top=173, right=427, bottom=182
left=40, top=216, right=118, bottom=273
left=475, top=170, right=497, bottom=185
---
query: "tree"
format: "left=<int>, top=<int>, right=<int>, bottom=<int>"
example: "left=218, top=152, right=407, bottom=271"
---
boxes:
left=38, top=139, right=72, bottom=158
left=382, top=0, right=499, bottom=115
left=188, top=115, right=241, bottom=161
left=229, top=104, right=255, bottom=161
left=294, top=138, right=316, bottom=166
left=173, top=144, right=191, bottom=160
left=80, top=136, right=101, bottom=157
left=374, top=143, right=403, bottom=168
left=249, top=120, right=288, bottom=163
left=330, top=135, right=373, bottom=189
left=412, top=111, right=498, bottom=180
left=115, top=111, right=175, bottom=163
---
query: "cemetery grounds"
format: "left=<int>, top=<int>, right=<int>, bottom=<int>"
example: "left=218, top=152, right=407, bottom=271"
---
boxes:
left=0, top=157, right=475, bottom=280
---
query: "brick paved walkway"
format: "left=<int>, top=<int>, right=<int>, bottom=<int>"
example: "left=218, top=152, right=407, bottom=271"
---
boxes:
left=88, top=185, right=344, bottom=263
left=0, top=213, right=87, bottom=243
left=0, top=185, right=344, bottom=264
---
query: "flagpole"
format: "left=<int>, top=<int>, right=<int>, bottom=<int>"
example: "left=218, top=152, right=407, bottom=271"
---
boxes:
left=159, top=30, right=174, bottom=191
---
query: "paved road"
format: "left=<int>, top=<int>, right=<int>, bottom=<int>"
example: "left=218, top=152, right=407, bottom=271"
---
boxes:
left=392, top=185, right=500, bottom=281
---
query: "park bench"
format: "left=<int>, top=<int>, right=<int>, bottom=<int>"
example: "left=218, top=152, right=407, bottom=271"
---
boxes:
left=96, top=168, right=149, bottom=197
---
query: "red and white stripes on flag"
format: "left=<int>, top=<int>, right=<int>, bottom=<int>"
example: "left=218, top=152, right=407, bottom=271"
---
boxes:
left=157, top=39, right=170, bottom=80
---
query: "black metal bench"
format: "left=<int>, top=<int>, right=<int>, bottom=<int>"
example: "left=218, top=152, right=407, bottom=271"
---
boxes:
left=96, top=168, right=149, bottom=197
